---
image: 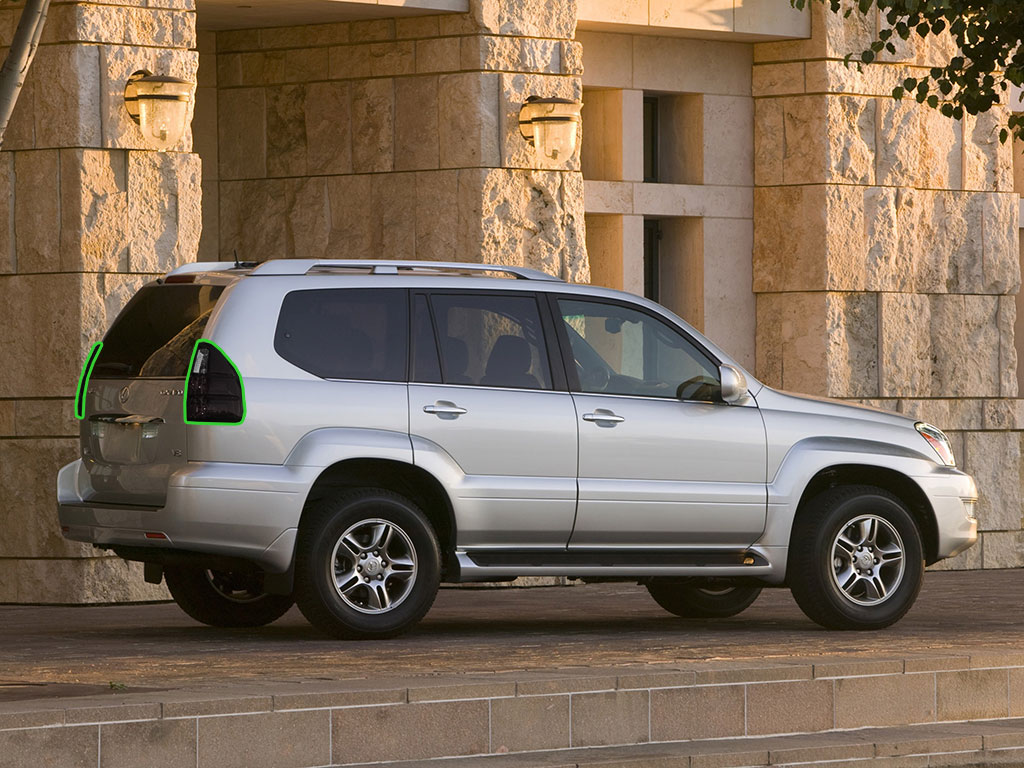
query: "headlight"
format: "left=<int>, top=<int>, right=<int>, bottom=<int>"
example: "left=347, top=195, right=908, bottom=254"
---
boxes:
left=916, top=422, right=955, bottom=466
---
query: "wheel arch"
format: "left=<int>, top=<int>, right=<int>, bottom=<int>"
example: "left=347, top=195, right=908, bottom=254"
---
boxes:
left=790, top=464, right=939, bottom=565
left=300, top=458, right=457, bottom=577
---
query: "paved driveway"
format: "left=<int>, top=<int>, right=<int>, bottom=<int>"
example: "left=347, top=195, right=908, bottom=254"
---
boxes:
left=0, top=569, right=1018, bottom=690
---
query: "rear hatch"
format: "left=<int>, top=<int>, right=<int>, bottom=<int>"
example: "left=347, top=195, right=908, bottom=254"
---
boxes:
left=82, top=281, right=225, bottom=506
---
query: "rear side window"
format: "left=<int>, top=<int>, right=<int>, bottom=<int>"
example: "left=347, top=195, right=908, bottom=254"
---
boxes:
left=430, top=293, right=552, bottom=390
left=93, top=283, right=225, bottom=379
left=275, top=288, right=408, bottom=381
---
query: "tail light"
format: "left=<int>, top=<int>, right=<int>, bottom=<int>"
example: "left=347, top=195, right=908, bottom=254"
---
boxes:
left=75, top=342, right=103, bottom=420
left=185, top=340, right=246, bottom=424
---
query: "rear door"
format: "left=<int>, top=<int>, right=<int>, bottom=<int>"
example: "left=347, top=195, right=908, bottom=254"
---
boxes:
left=408, top=291, right=578, bottom=550
left=83, top=281, right=225, bottom=506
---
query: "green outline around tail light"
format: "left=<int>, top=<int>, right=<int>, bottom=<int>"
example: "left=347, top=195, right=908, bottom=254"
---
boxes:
left=183, top=339, right=247, bottom=426
left=74, top=342, right=103, bottom=420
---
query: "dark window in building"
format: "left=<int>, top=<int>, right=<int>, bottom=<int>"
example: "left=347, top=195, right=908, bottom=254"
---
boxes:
left=643, top=96, right=659, bottom=183
left=93, top=283, right=225, bottom=379
left=430, top=293, right=552, bottom=390
left=644, top=219, right=661, bottom=303
left=274, top=288, right=408, bottom=381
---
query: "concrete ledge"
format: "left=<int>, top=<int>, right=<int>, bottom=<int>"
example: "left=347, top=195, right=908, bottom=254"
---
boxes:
left=6, top=653, right=1024, bottom=766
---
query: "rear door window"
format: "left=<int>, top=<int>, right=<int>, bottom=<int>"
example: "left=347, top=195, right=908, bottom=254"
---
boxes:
left=429, top=293, right=552, bottom=390
left=93, top=283, right=225, bottom=379
left=275, top=288, right=408, bottom=381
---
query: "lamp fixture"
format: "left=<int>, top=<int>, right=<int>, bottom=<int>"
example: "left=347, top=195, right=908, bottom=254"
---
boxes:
left=518, top=96, right=582, bottom=163
left=124, top=70, right=195, bottom=151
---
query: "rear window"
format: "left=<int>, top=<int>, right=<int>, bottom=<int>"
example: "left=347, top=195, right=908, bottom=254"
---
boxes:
left=274, top=288, right=408, bottom=381
left=93, top=283, right=225, bottom=379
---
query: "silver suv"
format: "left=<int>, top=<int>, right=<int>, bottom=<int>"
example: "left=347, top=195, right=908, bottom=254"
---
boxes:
left=58, top=260, right=978, bottom=637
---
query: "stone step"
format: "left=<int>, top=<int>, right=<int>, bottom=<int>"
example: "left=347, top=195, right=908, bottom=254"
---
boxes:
left=343, top=718, right=1024, bottom=768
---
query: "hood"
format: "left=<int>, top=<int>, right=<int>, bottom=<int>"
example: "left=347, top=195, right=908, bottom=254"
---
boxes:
left=754, top=387, right=919, bottom=430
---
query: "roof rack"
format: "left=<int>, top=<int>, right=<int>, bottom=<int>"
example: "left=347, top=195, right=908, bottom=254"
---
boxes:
left=164, top=261, right=250, bottom=278
left=248, top=259, right=563, bottom=282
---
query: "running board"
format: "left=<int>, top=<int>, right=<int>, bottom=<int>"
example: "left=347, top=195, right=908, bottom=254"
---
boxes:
left=454, top=548, right=782, bottom=583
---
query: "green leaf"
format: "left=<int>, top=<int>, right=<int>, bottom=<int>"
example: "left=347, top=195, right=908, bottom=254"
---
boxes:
left=861, top=49, right=875, bottom=64
left=927, top=94, right=938, bottom=108
left=1000, top=128, right=1009, bottom=144
left=892, top=86, right=905, bottom=99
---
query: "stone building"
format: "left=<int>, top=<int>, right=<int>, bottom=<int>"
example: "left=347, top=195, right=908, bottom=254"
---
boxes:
left=0, top=0, right=1020, bottom=602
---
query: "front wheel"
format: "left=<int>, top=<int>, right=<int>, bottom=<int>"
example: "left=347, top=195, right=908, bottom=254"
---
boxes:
left=788, top=485, right=924, bottom=630
left=164, top=566, right=294, bottom=628
left=294, top=489, right=441, bottom=640
left=647, top=578, right=762, bottom=618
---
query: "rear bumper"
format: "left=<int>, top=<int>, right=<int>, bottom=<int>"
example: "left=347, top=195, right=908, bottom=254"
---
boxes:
left=914, top=468, right=978, bottom=561
left=57, top=459, right=318, bottom=573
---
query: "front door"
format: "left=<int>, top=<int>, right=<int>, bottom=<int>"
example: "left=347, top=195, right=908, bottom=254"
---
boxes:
left=555, top=297, right=768, bottom=550
left=409, top=291, right=578, bottom=551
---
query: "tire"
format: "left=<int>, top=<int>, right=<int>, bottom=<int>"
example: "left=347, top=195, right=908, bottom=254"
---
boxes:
left=164, top=566, right=294, bottom=628
left=294, top=489, right=441, bottom=640
left=788, top=485, right=924, bottom=631
left=647, top=578, right=762, bottom=618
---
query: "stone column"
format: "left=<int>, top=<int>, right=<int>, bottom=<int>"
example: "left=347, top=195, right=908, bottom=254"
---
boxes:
left=752, top=5, right=1022, bottom=568
left=214, top=0, right=588, bottom=282
left=0, top=0, right=200, bottom=602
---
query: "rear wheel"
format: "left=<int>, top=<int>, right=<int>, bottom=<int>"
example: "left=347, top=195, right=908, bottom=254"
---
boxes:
left=294, top=489, right=440, bottom=640
left=788, top=485, right=923, bottom=630
left=164, top=566, right=294, bottom=628
left=647, top=578, right=762, bottom=618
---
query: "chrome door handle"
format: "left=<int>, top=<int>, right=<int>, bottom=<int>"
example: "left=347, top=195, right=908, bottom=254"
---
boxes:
left=423, top=402, right=467, bottom=416
left=582, top=410, right=625, bottom=424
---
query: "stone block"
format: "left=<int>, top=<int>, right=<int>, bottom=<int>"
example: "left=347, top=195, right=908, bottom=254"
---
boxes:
left=963, top=431, right=1021, bottom=532
left=0, top=555, right=167, bottom=603
left=14, top=151, right=60, bottom=273
left=266, top=85, right=307, bottom=177
left=0, top=723, right=96, bottom=768
left=751, top=62, right=805, bottom=97
left=834, top=673, right=935, bottom=728
left=571, top=690, right=648, bottom=747
left=395, top=15, right=439, bottom=40
left=305, top=81, right=352, bottom=176
left=395, top=76, right=440, bottom=171
left=755, top=292, right=827, bottom=393
left=746, top=679, right=833, bottom=735
left=779, top=95, right=827, bottom=185
left=804, top=59, right=911, bottom=99
left=929, top=295, right=1001, bottom=398
left=351, top=18, right=394, bottom=42
left=472, top=0, right=577, bottom=38
left=439, top=72, right=500, bottom=169
left=239, top=51, right=283, bottom=86
left=326, top=174, right=374, bottom=257
left=650, top=685, right=745, bottom=742
left=283, top=178, right=330, bottom=260
left=918, top=106, right=962, bottom=189
left=59, top=149, right=129, bottom=273
left=99, top=718, right=196, bottom=768
left=415, top=170, right=459, bottom=261
left=283, top=47, right=328, bottom=83
left=31, top=43, right=102, bottom=149
left=416, top=37, right=460, bottom=74
left=0, top=401, right=12, bottom=436
left=126, top=152, right=201, bottom=273
left=981, top=193, right=1021, bottom=295
left=219, top=179, right=288, bottom=262
left=216, top=53, right=242, bottom=88
left=491, top=695, right=570, bottom=752
left=562, top=40, right=583, bottom=75
left=14, top=398, right=75, bottom=438
left=752, top=186, right=827, bottom=293
left=351, top=78, right=394, bottom=173
left=826, top=292, right=878, bottom=398
left=217, top=28, right=260, bottom=53
left=197, top=710, right=329, bottom=768
left=703, top=95, right=753, bottom=187
left=328, top=44, right=371, bottom=80
left=368, top=40, right=415, bottom=78
left=372, top=172, right=417, bottom=260
left=217, top=87, right=266, bottom=179
left=193, top=87, right=218, bottom=179
left=936, top=669, right=1009, bottom=720
left=999, top=295, right=1017, bottom=398
left=964, top=107, right=1014, bottom=192
left=754, top=98, right=783, bottom=186
left=983, top=529, right=1024, bottom=568
left=199, top=179, right=219, bottom=260
left=260, top=22, right=349, bottom=49
left=576, top=30, right=632, bottom=89
left=879, top=294, right=931, bottom=398
left=632, top=36, right=751, bottom=97
left=499, top=72, right=581, bottom=171
left=331, top=701, right=488, bottom=763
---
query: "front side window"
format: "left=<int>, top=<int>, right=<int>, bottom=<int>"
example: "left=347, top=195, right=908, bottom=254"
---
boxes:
left=275, top=288, right=408, bottom=381
left=430, top=294, right=552, bottom=390
left=558, top=298, right=720, bottom=401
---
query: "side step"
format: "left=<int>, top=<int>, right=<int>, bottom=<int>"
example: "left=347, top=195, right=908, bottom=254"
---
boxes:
left=344, top=718, right=1024, bottom=767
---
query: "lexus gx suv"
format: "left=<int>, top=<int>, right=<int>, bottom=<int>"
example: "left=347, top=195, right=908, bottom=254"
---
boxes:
left=58, top=260, right=978, bottom=637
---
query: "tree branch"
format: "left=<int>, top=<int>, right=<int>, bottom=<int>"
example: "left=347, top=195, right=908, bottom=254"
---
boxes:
left=0, top=0, right=52, bottom=147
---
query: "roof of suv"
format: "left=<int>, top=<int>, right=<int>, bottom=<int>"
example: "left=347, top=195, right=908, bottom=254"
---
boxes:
left=165, top=260, right=563, bottom=283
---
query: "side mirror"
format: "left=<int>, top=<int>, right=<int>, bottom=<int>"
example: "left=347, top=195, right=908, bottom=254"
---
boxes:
left=719, top=364, right=748, bottom=404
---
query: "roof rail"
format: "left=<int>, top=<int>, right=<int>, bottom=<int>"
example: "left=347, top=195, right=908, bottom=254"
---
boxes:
left=248, top=259, right=563, bottom=282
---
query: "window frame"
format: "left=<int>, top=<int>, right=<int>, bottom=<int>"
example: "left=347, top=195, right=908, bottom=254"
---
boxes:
left=273, top=287, right=411, bottom=384
left=545, top=293, right=724, bottom=404
left=413, top=289, right=568, bottom=393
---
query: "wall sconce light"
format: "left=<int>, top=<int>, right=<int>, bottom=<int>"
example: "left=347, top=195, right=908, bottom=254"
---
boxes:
left=124, top=70, right=195, bottom=151
left=518, top=96, right=582, bottom=163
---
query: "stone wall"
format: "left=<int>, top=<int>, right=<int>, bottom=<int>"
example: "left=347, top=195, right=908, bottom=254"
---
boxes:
left=752, top=4, right=1023, bottom=569
left=0, top=0, right=199, bottom=602
left=204, top=2, right=588, bottom=281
